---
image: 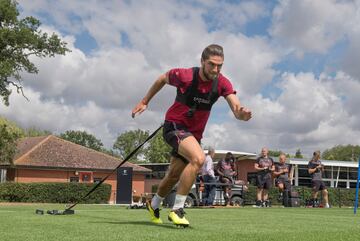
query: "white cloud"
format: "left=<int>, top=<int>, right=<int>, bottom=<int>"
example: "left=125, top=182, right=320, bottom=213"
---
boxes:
left=2, top=0, right=360, bottom=159
left=203, top=71, right=360, bottom=157
left=222, top=34, right=280, bottom=97
left=270, top=0, right=356, bottom=54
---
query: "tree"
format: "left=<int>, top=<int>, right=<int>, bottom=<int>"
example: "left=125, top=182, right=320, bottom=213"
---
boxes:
left=322, top=145, right=360, bottom=161
left=59, top=130, right=104, bottom=152
left=24, top=126, right=51, bottom=137
left=0, top=117, right=24, bottom=164
left=268, top=149, right=291, bottom=158
left=295, top=149, right=304, bottom=158
left=144, top=129, right=171, bottom=163
left=113, top=129, right=149, bottom=163
left=0, top=0, right=70, bottom=106
left=268, top=150, right=282, bottom=157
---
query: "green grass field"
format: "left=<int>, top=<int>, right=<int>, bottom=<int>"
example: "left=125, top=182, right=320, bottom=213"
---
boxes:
left=1, top=204, right=360, bottom=241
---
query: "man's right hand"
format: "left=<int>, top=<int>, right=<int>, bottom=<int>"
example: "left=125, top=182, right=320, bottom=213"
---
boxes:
left=131, top=100, right=148, bottom=118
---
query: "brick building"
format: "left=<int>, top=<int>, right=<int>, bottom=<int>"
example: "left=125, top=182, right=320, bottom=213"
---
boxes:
left=0, top=135, right=151, bottom=203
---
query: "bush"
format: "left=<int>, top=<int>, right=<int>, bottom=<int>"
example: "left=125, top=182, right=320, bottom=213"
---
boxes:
left=151, top=184, right=158, bottom=193
left=0, top=182, right=111, bottom=203
left=243, top=184, right=359, bottom=207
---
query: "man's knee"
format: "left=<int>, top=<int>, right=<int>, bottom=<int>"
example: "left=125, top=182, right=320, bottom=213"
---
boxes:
left=190, top=153, right=205, bottom=169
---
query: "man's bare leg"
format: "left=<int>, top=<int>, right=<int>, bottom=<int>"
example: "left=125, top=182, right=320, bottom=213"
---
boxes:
left=167, top=136, right=205, bottom=226
left=256, top=188, right=263, bottom=201
left=146, top=156, right=187, bottom=225
left=322, top=189, right=329, bottom=207
left=176, top=136, right=205, bottom=196
left=156, top=157, right=187, bottom=198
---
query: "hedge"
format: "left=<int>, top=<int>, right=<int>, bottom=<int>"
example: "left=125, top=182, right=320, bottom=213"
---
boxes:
left=0, top=182, right=111, bottom=203
left=243, top=185, right=359, bottom=207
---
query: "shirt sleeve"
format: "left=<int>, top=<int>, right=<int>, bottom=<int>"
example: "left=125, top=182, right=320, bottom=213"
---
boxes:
left=205, top=156, right=215, bottom=177
left=218, top=76, right=236, bottom=98
left=167, top=68, right=193, bottom=90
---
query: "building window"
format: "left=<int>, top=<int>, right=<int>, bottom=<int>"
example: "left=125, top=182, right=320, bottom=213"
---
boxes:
left=79, top=172, right=92, bottom=183
left=82, top=174, right=90, bottom=182
left=323, top=167, right=332, bottom=179
left=350, top=182, right=358, bottom=188
left=298, top=178, right=312, bottom=187
left=337, top=181, right=347, bottom=188
left=338, top=167, right=348, bottom=180
left=0, top=169, right=6, bottom=183
left=70, top=177, right=79, bottom=183
left=93, top=178, right=102, bottom=183
left=349, top=168, right=358, bottom=180
left=298, top=165, right=310, bottom=178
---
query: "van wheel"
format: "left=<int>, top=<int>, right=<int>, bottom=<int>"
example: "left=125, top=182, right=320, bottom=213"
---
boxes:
left=230, top=196, right=244, bottom=206
left=184, top=196, right=194, bottom=208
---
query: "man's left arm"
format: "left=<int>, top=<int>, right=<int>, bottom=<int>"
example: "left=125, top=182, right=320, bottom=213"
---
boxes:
left=225, top=94, right=252, bottom=121
left=270, top=159, right=275, bottom=172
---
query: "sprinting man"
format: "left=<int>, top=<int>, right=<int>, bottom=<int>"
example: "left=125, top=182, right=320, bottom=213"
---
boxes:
left=308, top=150, right=330, bottom=208
left=132, top=44, right=252, bottom=227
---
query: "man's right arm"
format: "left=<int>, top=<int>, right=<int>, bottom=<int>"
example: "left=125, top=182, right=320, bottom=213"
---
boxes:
left=225, top=94, right=252, bottom=121
left=254, top=162, right=266, bottom=171
left=132, top=73, right=169, bottom=118
left=308, top=163, right=318, bottom=174
left=273, top=166, right=282, bottom=176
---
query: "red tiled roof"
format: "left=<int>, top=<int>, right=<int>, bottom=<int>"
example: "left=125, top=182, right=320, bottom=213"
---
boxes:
left=13, top=135, right=151, bottom=173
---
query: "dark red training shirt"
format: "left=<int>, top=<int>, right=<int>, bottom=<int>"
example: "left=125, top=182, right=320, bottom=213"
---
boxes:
left=165, top=67, right=235, bottom=141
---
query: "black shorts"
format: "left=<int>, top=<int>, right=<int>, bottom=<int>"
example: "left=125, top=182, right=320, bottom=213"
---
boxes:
left=163, top=121, right=195, bottom=163
left=312, top=180, right=327, bottom=192
left=275, top=178, right=287, bottom=186
left=256, top=174, right=272, bottom=190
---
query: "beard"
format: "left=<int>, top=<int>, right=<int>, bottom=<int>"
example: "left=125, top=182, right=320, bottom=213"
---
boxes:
left=202, top=68, right=218, bottom=81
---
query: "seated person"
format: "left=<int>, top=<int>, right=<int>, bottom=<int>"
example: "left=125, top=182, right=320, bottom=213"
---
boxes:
left=216, top=152, right=236, bottom=206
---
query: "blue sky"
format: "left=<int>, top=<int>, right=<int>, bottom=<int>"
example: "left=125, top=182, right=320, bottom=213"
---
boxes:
left=2, top=0, right=360, bottom=157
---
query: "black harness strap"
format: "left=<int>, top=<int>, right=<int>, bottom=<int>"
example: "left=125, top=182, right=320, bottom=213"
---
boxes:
left=175, top=67, right=219, bottom=117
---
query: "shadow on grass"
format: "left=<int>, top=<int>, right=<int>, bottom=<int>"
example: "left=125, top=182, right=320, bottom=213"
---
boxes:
left=81, top=213, right=193, bottom=230
left=90, top=220, right=193, bottom=230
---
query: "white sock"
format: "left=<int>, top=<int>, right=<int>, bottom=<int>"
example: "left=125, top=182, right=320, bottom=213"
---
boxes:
left=172, top=194, right=187, bottom=210
left=151, top=193, right=164, bottom=210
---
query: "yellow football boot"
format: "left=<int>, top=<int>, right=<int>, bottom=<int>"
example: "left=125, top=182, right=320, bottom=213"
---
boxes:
left=146, top=200, right=163, bottom=224
left=168, top=208, right=189, bottom=227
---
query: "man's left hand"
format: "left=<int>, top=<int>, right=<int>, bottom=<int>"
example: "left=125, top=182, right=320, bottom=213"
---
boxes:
left=237, top=107, right=252, bottom=121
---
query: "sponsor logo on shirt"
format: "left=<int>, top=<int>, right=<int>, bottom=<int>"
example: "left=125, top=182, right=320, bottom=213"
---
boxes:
left=193, top=97, right=210, bottom=104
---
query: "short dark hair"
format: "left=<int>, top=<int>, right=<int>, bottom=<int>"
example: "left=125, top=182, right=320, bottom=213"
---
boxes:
left=201, top=44, right=224, bottom=60
left=225, top=152, right=234, bottom=160
left=313, top=150, right=321, bottom=160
